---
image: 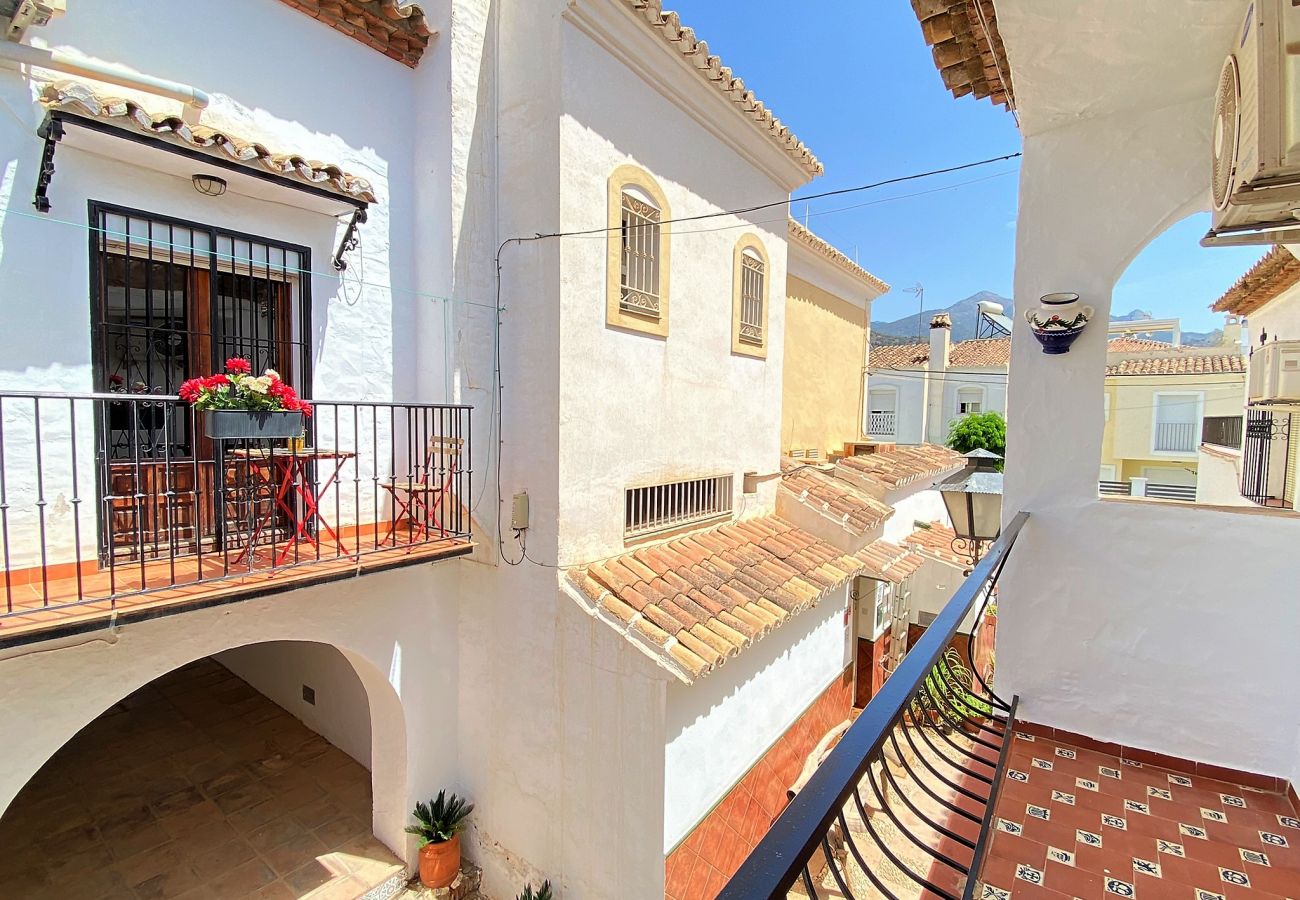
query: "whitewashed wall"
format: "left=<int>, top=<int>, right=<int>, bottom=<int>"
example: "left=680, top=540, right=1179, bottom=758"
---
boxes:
left=881, top=486, right=954, bottom=544
left=1002, top=89, right=1300, bottom=778
left=663, top=584, right=851, bottom=852
left=218, top=640, right=374, bottom=769
left=866, top=371, right=926, bottom=444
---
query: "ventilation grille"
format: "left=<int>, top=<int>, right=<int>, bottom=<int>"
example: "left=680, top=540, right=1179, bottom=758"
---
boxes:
left=625, top=474, right=733, bottom=539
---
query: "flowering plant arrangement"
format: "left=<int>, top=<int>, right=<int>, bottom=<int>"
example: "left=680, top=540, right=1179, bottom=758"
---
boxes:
left=178, top=357, right=312, bottom=417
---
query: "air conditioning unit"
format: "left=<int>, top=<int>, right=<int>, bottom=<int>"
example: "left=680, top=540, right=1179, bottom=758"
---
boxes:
left=1248, top=339, right=1300, bottom=406
left=0, top=0, right=64, bottom=42
left=1203, top=0, right=1300, bottom=247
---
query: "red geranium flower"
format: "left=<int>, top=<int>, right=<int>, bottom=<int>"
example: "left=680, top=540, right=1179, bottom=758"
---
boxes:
left=178, top=378, right=203, bottom=403
left=203, top=373, right=230, bottom=389
left=225, top=357, right=252, bottom=375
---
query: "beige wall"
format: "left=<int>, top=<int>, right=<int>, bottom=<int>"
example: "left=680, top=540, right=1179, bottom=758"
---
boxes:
left=782, top=274, right=868, bottom=457
left=1099, top=373, right=1246, bottom=480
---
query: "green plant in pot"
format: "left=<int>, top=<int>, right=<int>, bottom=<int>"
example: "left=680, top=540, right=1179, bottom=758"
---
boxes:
left=518, top=881, right=553, bottom=900
left=406, top=791, right=474, bottom=889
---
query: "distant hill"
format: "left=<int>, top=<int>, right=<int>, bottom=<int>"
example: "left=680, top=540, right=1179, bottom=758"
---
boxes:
left=872, top=291, right=1012, bottom=342
left=873, top=295, right=1223, bottom=346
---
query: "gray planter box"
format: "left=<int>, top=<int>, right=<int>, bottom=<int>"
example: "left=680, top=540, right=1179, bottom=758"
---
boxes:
left=204, top=410, right=304, bottom=440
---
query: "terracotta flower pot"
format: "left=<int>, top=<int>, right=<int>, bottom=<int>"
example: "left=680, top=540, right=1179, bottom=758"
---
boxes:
left=418, top=834, right=461, bottom=889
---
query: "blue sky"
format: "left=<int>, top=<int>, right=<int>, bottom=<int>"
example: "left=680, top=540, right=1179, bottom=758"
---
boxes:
left=668, top=0, right=1265, bottom=334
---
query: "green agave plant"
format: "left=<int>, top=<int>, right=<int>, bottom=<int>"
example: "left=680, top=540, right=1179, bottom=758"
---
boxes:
left=518, top=880, right=553, bottom=900
left=405, top=790, right=474, bottom=846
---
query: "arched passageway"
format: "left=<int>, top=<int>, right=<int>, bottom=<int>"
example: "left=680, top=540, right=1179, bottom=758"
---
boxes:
left=0, top=642, right=407, bottom=899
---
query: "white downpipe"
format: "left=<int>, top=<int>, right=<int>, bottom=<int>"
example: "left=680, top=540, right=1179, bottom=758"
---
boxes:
left=0, top=42, right=210, bottom=113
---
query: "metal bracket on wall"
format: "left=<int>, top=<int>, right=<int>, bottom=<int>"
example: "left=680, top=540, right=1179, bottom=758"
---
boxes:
left=33, top=115, right=62, bottom=213
left=332, top=207, right=367, bottom=271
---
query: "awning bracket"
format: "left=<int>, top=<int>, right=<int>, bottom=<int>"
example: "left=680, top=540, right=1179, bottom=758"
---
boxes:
left=333, top=207, right=367, bottom=272
left=33, top=115, right=63, bottom=213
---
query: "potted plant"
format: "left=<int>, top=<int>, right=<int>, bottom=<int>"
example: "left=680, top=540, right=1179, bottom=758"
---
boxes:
left=178, top=357, right=312, bottom=440
left=406, top=790, right=474, bottom=889
left=518, top=881, right=553, bottom=900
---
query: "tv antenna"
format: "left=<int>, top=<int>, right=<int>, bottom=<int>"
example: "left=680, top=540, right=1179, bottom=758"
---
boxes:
left=902, top=283, right=924, bottom=339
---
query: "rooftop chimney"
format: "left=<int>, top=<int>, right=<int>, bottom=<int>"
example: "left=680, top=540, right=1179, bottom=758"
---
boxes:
left=929, top=313, right=951, bottom=371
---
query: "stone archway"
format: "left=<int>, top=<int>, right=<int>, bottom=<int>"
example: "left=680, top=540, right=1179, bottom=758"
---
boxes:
left=0, top=640, right=410, bottom=899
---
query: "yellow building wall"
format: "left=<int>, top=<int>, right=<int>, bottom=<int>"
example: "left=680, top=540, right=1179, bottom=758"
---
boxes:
left=782, top=274, right=869, bottom=457
left=1099, top=374, right=1246, bottom=482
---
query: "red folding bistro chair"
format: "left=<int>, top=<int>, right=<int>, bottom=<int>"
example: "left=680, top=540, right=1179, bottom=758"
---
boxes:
left=382, top=436, right=462, bottom=545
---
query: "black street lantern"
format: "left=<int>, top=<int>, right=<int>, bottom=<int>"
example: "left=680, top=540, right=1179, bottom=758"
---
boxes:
left=938, top=450, right=1004, bottom=568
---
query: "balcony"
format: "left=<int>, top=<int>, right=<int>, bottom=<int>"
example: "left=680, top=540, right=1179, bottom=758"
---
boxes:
left=719, top=513, right=1300, bottom=898
left=869, top=411, right=897, bottom=437
left=0, top=391, right=472, bottom=646
left=1202, top=415, right=1243, bottom=451
left=1153, top=421, right=1198, bottom=454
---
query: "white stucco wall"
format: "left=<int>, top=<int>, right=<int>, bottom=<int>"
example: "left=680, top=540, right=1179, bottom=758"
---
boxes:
left=867, top=368, right=1007, bottom=447
left=866, top=371, right=926, bottom=444
left=1001, top=80, right=1300, bottom=777
left=662, top=584, right=851, bottom=853
left=218, top=640, right=374, bottom=769
left=881, top=485, right=954, bottom=544
left=1194, top=447, right=1254, bottom=507
left=553, top=7, right=801, bottom=565
left=908, top=556, right=980, bottom=634
left=0, top=565, right=461, bottom=867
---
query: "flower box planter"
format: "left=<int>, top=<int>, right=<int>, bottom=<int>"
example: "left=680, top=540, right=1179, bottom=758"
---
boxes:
left=204, top=409, right=304, bottom=440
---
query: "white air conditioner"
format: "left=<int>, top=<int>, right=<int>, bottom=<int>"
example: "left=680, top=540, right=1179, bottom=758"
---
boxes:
left=0, top=0, right=64, bottom=42
left=1203, top=1, right=1300, bottom=247
left=1248, top=339, right=1300, bottom=406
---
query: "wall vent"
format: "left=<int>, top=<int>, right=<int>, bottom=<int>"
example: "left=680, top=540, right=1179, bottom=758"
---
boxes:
left=625, top=474, right=733, bottom=539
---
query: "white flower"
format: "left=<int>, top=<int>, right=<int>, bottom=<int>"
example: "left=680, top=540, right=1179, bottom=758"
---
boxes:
left=246, top=376, right=272, bottom=395
left=264, top=369, right=281, bottom=380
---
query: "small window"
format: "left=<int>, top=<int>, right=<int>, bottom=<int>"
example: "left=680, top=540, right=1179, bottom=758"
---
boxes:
left=619, top=188, right=662, bottom=319
left=624, top=474, right=733, bottom=539
left=606, top=165, right=670, bottom=337
left=957, top=386, right=984, bottom=416
left=732, top=235, right=769, bottom=357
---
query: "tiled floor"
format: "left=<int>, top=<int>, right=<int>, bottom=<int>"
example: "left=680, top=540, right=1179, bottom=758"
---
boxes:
left=0, top=657, right=404, bottom=899
left=980, top=731, right=1300, bottom=899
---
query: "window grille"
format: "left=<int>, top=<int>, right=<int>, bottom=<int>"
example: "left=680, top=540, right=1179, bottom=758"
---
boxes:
left=620, top=193, right=662, bottom=318
left=738, top=252, right=765, bottom=344
left=624, top=474, right=733, bottom=539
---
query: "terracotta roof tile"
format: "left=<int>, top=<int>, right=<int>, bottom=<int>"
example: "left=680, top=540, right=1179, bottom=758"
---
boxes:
left=836, top=444, right=965, bottom=491
left=40, top=81, right=377, bottom=204
left=780, top=460, right=895, bottom=535
left=618, top=1, right=822, bottom=180
left=1105, top=354, right=1246, bottom=377
left=278, top=0, right=433, bottom=67
left=1212, top=246, right=1300, bottom=317
left=869, top=337, right=1180, bottom=371
left=787, top=219, right=890, bottom=293
left=911, top=0, right=1015, bottom=110
left=565, top=514, right=877, bottom=682
left=903, top=522, right=968, bottom=567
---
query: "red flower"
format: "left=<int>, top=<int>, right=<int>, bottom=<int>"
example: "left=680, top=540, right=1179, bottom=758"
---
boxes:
left=203, top=373, right=230, bottom=389
left=300, top=401, right=313, bottom=418
left=108, top=373, right=125, bottom=386
left=178, top=378, right=203, bottom=403
left=225, top=357, right=252, bottom=374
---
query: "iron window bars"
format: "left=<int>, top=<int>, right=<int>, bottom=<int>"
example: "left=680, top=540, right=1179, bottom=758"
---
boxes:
left=718, top=511, right=1029, bottom=900
left=619, top=192, right=662, bottom=318
left=739, top=251, right=765, bottom=345
left=624, top=474, right=733, bottom=539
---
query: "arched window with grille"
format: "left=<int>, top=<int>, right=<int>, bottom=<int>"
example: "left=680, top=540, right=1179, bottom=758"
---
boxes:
left=732, top=235, right=769, bottom=357
left=606, top=164, right=670, bottom=337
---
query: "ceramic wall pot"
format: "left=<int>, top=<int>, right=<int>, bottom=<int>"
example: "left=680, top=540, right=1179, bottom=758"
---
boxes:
left=418, top=834, right=461, bottom=889
left=1024, top=293, right=1093, bottom=355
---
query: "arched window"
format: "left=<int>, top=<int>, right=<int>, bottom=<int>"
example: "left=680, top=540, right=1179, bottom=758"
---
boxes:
left=732, top=235, right=769, bottom=357
left=606, top=165, right=670, bottom=337
left=957, top=385, right=984, bottom=416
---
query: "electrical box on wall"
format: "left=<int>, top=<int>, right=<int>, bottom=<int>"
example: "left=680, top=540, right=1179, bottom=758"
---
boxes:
left=511, top=492, right=529, bottom=531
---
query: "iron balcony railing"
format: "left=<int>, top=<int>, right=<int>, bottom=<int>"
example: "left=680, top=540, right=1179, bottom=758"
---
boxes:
left=1153, top=420, right=1198, bottom=453
left=0, top=390, right=471, bottom=621
left=719, top=511, right=1028, bottom=900
left=1201, top=415, right=1243, bottom=450
left=868, top=411, right=897, bottom=436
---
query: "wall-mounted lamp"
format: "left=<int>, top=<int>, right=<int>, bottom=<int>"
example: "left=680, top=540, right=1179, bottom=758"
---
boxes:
left=1024, top=292, right=1093, bottom=355
left=191, top=174, right=227, bottom=197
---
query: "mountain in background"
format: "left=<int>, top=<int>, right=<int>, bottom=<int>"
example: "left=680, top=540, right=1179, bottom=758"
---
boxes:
left=871, top=294, right=1223, bottom=346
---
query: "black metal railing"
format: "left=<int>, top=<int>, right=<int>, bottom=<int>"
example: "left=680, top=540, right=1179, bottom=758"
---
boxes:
left=719, top=512, right=1028, bottom=900
left=1201, top=415, right=1243, bottom=450
left=0, top=390, right=471, bottom=620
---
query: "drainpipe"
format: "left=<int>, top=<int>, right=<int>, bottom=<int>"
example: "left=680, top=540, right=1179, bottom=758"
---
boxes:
left=0, top=42, right=210, bottom=118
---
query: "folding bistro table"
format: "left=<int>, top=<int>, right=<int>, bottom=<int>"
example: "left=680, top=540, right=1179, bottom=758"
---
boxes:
left=229, top=447, right=355, bottom=566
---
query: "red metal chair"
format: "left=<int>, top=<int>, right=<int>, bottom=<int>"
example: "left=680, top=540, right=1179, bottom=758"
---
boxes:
left=381, top=436, right=462, bottom=545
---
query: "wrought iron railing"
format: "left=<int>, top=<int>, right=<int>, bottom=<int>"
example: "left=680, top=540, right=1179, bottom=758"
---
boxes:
left=868, top=411, right=896, bottom=436
left=1201, top=415, right=1243, bottom=450
left=1153, top=420, right=1198, bottom=453
left=719, top=512, right=1028, bottom=900
left=0, top=390, right=471, bottom=620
